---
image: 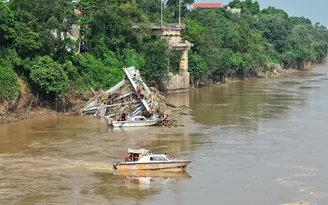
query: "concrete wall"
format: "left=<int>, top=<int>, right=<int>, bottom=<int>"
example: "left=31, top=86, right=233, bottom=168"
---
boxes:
left=166, top=45, right=191, bottom=93
left=166, top=72, right=190, bottom=94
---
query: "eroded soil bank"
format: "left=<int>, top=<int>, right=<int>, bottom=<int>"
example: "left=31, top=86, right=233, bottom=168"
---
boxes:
left=0, top=78, right=84, bottom=124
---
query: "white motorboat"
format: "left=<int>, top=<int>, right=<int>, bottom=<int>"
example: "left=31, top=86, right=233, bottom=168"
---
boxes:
left=113, top=148, right=191, bottom=170
left=107, top=116, right=158, bottom=127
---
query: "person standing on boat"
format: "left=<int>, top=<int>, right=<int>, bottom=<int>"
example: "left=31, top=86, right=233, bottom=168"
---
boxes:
left=121, top=113, right=126, bottom=121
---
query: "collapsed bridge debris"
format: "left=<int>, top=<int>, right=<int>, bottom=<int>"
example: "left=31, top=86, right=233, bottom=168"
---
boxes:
left=81, top=66, right=179, bottom=127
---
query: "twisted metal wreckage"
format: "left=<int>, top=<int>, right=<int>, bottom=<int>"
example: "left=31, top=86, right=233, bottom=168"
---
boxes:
left=81, top=66, right=172, bottom=127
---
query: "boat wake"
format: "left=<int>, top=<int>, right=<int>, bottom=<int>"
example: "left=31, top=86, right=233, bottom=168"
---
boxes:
left=72, top=162, right=115, bottom=171
left=35, top=161, right=115, bottom=172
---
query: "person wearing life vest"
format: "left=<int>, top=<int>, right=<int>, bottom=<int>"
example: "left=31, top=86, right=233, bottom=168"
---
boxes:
left=136, top=85, right=141, bottom=99
left=139, top=88, right=144, bottom=100
left=148, top=107, right=153, bottom=118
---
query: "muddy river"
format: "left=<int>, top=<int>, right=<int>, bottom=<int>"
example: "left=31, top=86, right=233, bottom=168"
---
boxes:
left=1, top=64, right=328, bottom=205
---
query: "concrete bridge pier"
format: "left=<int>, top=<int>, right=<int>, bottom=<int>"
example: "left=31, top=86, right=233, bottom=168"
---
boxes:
left=165, top=35, right=193, bottom=93
left=166, top=71, right=190, bottom=94
left=133, top=23, right=194, bottom=93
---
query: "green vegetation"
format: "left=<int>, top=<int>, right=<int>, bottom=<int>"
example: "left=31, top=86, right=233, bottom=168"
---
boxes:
left=0, top=54, right=20, bottom=101
left=1, top=0, right=327, bottom=109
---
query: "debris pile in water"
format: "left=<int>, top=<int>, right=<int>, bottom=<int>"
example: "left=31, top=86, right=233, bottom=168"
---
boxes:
left=81, top=66, right=187, bottom=127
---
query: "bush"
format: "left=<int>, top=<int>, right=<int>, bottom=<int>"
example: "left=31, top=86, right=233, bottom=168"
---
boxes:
left=0, top=65, right=20, bottom=101
left=29, top=56, right=70, bottom=98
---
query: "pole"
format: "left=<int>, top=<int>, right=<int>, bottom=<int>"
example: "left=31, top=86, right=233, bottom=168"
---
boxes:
left=161, top=0, right=163, bottom=27
left=178, top=0, right=181, bottom=27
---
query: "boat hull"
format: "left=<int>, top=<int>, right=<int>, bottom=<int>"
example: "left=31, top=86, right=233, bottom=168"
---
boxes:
left=114, top=170, right=191, bottom=178
left=113, top=161, right=191, bottom=170
left=110, top=120, right=158, bottom=127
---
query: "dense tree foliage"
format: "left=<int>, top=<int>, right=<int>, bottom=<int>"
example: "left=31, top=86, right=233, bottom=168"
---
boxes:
left=183, top=1, right=328, bottom=83
left=1, top=0, right=327, bottom=109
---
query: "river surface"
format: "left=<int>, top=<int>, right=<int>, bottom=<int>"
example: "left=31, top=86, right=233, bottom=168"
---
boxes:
left=1, top=64, right=328, bottom=205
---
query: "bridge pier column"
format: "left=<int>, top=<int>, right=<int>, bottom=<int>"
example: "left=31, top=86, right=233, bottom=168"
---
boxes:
left=179, top=50, right=188, bottom=72
left=166, top=72, right=190, bottom=94
left=165, top=36, right=193, bottom=93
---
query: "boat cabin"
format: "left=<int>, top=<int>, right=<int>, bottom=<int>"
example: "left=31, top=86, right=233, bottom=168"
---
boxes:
left=124, top=148, right=151, bottom=162
left=123, top=148, right=171, bottom=162
left=138, top=154, right=171, bottom=162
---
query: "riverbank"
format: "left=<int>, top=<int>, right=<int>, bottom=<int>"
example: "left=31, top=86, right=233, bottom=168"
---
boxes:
left=0, top=66, right=314, bottom=125
left=0, top=77, right=84, bottom=124
left=217, top=65, right=305, bottom=86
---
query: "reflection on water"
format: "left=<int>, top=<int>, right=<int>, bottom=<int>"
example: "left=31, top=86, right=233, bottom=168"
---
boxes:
left=165, top=67, right=328, bottom=205
left=113, top=170, right=191, bottom=190
left=168, top=77, right=309, bottom=128
left=167, top=70, right=320, bottom=133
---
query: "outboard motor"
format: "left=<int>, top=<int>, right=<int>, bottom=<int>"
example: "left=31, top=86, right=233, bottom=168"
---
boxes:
left=107, top=119, right=112, bottom=126
left=113, top=161, right=120, bottom=170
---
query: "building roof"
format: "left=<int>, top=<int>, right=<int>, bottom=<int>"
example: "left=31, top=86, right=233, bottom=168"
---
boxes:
left=193, top=3, right=223, bottom=10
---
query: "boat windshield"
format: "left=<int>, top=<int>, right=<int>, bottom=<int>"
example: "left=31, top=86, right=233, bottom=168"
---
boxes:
left=144, top=150, right=152, bottom=155
left=165, top=156, right=171, bottom=160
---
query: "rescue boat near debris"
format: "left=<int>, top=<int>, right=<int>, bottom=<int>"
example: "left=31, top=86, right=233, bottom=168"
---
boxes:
left=113, top=148, right=191, bottom=171
left=107, top=116, right=158, bottom=127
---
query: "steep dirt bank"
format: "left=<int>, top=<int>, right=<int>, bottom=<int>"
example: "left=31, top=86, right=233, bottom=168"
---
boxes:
left=0, top=66, right=313, bottom=125
left=0, top=98, right=85, bottom=124
left=0, top=78, right=85, bottom=124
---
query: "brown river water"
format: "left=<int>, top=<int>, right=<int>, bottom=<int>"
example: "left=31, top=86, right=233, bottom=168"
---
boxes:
left=1, top=64, right=328, bottom=205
